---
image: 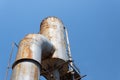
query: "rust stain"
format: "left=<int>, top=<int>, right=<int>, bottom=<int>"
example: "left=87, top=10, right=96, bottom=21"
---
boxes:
left=34, top=67, right=38, bottom=80
left=21, top=45, right=32, bottom=58
left=22, top=64, right=26, bottom=75
left=16, top=37, right=33, bottom=61
left=53, top=25, right=57, bottom=29
left=15, top=63, right=21, bottom=79
left=40, top=17, right=69, bottom=79
left=16, top=34, right=41, bottom=65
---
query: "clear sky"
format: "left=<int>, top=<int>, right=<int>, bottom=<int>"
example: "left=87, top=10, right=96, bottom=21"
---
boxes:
left=0, top=0, right=120, bottom=80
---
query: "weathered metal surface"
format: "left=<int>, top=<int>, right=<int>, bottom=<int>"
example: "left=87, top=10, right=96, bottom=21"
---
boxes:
left=40, top=17, right=69, bottom=61
left=15, top=34, right=54, bottom=61
left=11, top=16, right=81, bottom=80
left=40, top=17, right=69, bottom=79
left=11, top=34, right=55, bottom=80
left=11, top=62, right=39, bottom=80
left=41, top=58, right=69, bottom=79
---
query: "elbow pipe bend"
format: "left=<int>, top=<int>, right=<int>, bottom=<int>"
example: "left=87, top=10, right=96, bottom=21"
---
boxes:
left=12, top=34, right=55, bottom=69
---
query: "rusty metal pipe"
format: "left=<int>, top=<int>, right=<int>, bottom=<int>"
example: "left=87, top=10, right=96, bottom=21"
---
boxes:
left=40, top=16, right=69, bottom=61
left=40, top=17, right=69, bottom=79
left=11, top=34, right=54, bottom=80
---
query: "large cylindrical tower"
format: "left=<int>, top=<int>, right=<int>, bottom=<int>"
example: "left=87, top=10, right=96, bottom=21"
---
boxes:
left=40, top=17, right=69, bottom=80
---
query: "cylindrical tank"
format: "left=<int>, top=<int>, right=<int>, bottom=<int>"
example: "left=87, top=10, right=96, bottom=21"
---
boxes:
left=40, top=17, right=69, bottom=79
left=40, top=16, right=68, bottom=61
left=11, top=34, right=54, bottom=80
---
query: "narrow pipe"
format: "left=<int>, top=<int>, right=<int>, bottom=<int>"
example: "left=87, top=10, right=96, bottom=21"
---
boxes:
left=11, top=34, right=55, bottom=80
left=4, top=42, right=15, bottom=80
left=65, top=28, right=73, bottom=67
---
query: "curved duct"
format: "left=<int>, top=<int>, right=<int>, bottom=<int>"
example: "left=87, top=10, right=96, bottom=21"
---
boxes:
left=11, top=34, right=55, bottom=80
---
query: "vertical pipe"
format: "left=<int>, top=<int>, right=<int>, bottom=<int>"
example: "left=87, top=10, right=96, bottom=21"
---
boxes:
left=40, top=17, right=68, bottom=61
left=11, top=34, right=54, bottom=80
left=65, top=28, right=75, bottom=80
left=4, top=42, right=14, bottom=80
left=11, top=62, right=40, bottom=80
left=65, top=28, right=73, bottom=66
left=40, top=17, right=69, bottom=79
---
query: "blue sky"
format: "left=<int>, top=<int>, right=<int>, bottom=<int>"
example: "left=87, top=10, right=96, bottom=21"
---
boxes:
left=0, top=0, right=120, bottom=80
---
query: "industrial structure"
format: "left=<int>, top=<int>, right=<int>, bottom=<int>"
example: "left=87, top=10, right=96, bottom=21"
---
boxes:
left=10, top=17, right=82, bottom=80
